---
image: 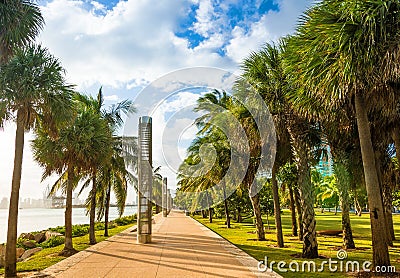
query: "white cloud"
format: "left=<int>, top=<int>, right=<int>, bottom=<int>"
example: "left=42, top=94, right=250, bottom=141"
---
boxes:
left=225, top=0, right=312, bottom=63
left=38, top=0, right=236, bottom=90
left=90, top=1, right=106, bottom=13
left=0, top=0, right=313, bottom=199
left=104, top=94, right=119, bottom=101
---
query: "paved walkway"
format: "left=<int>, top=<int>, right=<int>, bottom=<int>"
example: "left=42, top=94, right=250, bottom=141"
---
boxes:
left=38, top=211, right=280, bottom=278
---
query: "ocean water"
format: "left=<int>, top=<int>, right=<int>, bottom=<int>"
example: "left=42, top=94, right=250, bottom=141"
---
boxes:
left=0, top=206, right=137, bottom=243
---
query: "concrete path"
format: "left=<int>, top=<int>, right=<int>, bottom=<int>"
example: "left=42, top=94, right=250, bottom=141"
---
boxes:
left=38, top=211, right=280, bottom=278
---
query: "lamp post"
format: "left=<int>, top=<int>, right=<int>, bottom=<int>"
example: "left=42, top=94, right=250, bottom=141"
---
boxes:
left=137, top=116, right=152, bottom=243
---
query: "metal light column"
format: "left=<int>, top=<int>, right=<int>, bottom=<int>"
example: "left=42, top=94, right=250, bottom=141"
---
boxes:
left=162, top=177, right=168, bottom=217
left=137, top=116, right=152, bottom=244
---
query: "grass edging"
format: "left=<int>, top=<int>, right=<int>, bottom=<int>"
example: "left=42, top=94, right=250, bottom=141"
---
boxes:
left=192, top=212, right=400, bottom=278
left=189, top=215, right=283, bottom=278
left=0, top=223, right=136, bottom=277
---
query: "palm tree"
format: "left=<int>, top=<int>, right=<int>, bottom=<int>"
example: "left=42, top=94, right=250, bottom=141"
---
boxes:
left=194, top=91, right=233, bottom=227
left=152, top=166, right=163, bottom=213
left=76, top=88, right=134, bottom=244
left=0, top=45, right=73, bottom=277
left=0, top=0, right=44, bottom=63
left=239, top=43, right=292, bottom=247
left=32, top=93, right=112, bottom=256
left=96, top=137, right=136, bottom=236
left=177, top=127, right=233, bottom=228
left=287, top=0, right=400, bottom=265
left=278, top=163, right=301, bottom=238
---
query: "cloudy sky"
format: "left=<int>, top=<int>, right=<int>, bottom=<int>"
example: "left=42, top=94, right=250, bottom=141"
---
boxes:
left=0, top=0, right=312, bottom=202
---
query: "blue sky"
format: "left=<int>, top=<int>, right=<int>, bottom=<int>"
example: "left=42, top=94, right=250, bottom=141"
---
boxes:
left=0, top=0, right=312, bottom=201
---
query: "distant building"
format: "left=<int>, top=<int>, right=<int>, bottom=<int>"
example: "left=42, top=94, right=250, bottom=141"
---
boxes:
left=51, top=196, right=66, bottom=208
left=316, top=144, right=334, bottom=177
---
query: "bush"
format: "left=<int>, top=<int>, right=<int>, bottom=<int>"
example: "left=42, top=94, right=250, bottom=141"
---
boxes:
left=71, top=225, right=89, bottom=237
left=113, top=214, right=136, bottom=226
left=48, top=226, right=65, bottom=235
left=94, top=222, right=105, bottom=231
left=39, top=236, right=64, bottom=248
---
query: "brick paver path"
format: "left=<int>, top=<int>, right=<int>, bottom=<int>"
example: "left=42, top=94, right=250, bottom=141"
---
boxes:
left=38, top=210, right=280, bottom=278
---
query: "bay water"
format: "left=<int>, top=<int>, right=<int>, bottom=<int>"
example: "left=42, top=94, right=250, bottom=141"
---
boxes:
left=0, top=206, right=137, bottom=243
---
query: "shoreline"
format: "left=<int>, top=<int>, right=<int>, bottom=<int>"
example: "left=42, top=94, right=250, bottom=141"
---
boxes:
left=0, top=207, right=137, bottom=244
left=0, top=213, right=137, bottom=245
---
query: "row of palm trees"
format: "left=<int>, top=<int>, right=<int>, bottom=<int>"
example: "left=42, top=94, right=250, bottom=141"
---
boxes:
left=178, top=0, right=400, bottom=268
left=0, top=2, right=136, bottom=277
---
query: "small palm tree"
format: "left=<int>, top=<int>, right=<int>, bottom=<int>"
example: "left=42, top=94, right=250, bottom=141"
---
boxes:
left=96, top=136, right=137, bottom=236
left=0, top=44, right=73, bottom=276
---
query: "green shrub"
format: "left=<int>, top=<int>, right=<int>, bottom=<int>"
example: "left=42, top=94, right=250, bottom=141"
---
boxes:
left=39, top=236, right=64, bottom=248
left=71, top=225, right=89, bottom=237
left=48, top=226, right=65, bottom=235
left=94, top=222, right=105, bottom=231
left=113, top=214, right=136, bottom=226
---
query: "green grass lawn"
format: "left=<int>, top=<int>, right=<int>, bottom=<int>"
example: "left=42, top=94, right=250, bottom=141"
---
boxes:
left=194, top=211, right=400, bottom=278
left=0, top=223, right=135, bottom=276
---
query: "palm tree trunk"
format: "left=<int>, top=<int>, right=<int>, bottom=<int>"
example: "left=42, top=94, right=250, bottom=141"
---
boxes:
left=222, top=181, right=230, bottom=228
left=289, top=125, right=318, bottom=258
left=335, top=161, right=355, bottom=249
left=374, top=150, right=393, bottom=247
left=382, top=184, right=395, bottom=242
left=61, top=167, right=76, bottom=256
left=392, top=126, right=400, bottom=165
left=104, top=185, right=111, bottom=237
left=206, top=191, right=213, bottom=223
left=288, top=184, right=298, bottom=237
left=354, top=91, right=390, bottom=266
left=335, top=161, right=356, bottom=249
left=5, top=115, right=25, bottom=278
left=237, top=206, right=242, bottom=223
left=249, top=193, right=265, bottom=241
left=298, top=163, right=318, bottom=258
left=271, top=163, right=284, bottom=247
left=89, top=174, right=97, bottom=245
left=223, top=199, right=230, bottom=228
left=294, top=186, right=303, bottom=240
left=354, top=192, right=362, bottom=216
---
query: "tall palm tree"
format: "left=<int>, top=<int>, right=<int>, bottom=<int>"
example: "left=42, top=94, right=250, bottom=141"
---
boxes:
left=194, top=91, right=237, bottom=229
left=76, top=88, right=134, bottom=244
left=287, top=0, right=400, bottom=265
left=239, top=43, right=292, bottom=247
left=0, top=45, right=73, bottom=277
left=0, top=0, right=44, bottom=63
left=177, top=126, right=233, bottom=228
left=79, top=87, right=135, bottom=244
left=32, top=93, right=112, bottom=256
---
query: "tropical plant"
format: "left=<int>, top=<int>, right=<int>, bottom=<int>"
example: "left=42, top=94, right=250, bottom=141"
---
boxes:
left=0, top=44, right=73, bottom=277
left=286, top=0, right=400, bottom=265
left=32, top=92, right=112, bottom=256
left=76, top=88, right=134, bottom=244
